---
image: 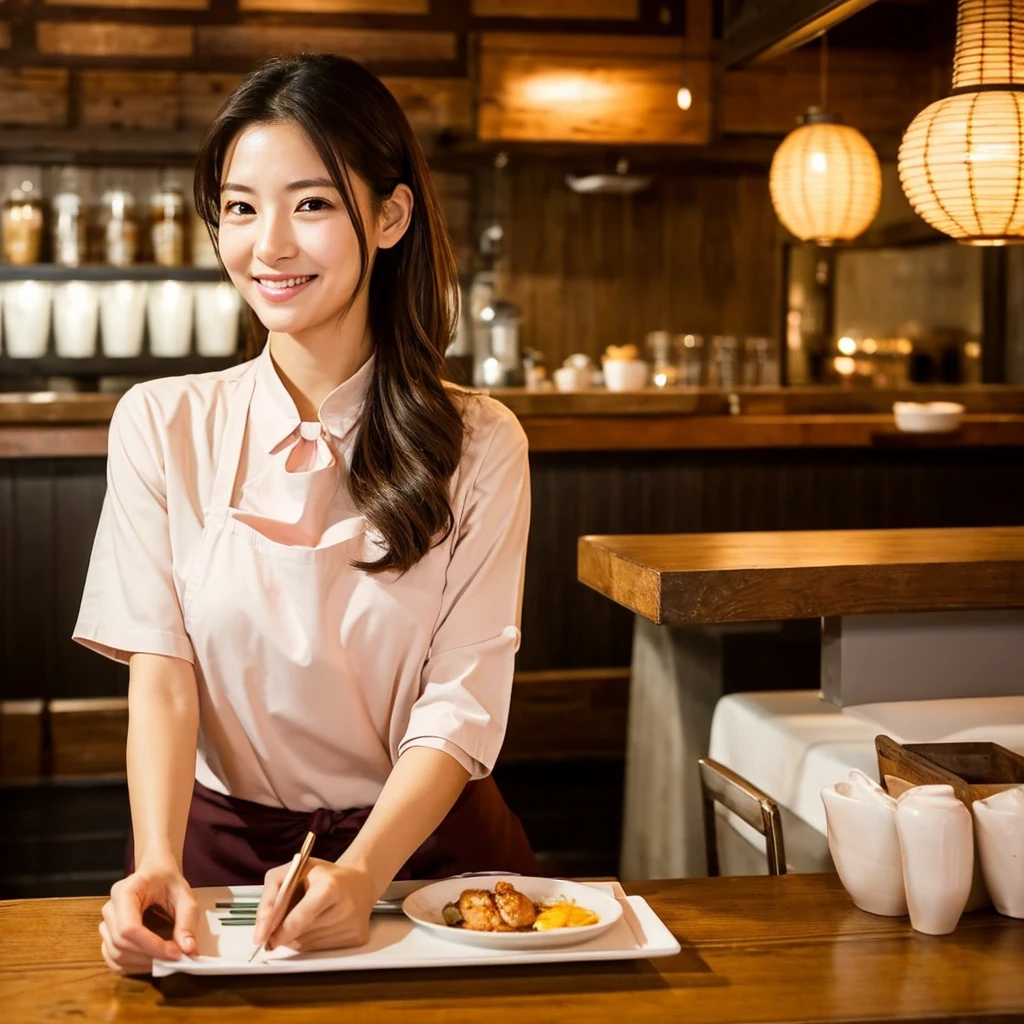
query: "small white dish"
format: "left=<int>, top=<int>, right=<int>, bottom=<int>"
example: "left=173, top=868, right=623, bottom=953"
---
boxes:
left=892, top=401, right=965, bottom=434
left=402, top=875, right=622, bottom=950
left=603, top=359, right=649, bottom=392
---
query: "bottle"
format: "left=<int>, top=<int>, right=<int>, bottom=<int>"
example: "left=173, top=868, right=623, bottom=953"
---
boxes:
left=100, top=188, right=138, bottom=267
left=150, top=184, right=185, bottom=267
left=52, top=187, right=87, bottom=267
left=2, top=180, right=45, bottom=265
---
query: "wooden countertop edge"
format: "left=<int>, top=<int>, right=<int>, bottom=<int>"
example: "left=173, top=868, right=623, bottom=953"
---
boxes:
left=577, top=533, right=1024, bottom=624
left=4, top=414, right=1024, bottom=458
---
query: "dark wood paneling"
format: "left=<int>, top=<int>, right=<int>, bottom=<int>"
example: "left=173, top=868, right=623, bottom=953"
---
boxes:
left=517, top=446, right=1024, bottom=669
left=498, top=166, right=780, bottom=370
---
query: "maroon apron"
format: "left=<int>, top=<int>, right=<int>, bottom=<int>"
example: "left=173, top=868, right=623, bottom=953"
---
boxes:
left=127, top=775, right=539, bottom=886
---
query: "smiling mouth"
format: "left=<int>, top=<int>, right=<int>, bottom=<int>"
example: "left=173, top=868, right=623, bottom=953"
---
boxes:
left=253, top=275, right=317, bottom=290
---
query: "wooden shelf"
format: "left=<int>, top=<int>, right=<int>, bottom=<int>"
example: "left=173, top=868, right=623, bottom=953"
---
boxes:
left=0, top=265, right=225, bottom=283
left=0, top=353, right=238, bottom=380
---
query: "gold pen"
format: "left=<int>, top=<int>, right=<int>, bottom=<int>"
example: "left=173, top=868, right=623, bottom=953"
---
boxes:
left=248, top=829, right=317, bottom=963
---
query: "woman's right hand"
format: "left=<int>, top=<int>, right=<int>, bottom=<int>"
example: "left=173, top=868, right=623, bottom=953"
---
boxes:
left=99, top=854, right=198, bottom=975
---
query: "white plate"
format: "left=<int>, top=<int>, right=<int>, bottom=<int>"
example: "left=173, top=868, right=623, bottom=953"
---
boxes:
left=892, top=401, right=965, bottom=434
left=402, top=875, right=623, bottom=950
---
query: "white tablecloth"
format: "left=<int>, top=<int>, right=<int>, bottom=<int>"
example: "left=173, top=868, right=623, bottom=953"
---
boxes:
left=709, top=692, right=1024, bottom=836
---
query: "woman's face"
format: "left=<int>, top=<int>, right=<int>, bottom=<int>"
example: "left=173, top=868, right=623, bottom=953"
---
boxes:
left=217, top=120, right=395, bottom=339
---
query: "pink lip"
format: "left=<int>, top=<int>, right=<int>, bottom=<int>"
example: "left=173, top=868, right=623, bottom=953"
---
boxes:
left=252, top=275, right=317, bottom=303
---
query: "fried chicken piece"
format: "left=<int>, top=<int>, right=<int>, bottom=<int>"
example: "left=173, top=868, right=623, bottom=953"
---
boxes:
left=494, top=880, right=537, bottom=930
left=457, top=889, right=503, bottom=931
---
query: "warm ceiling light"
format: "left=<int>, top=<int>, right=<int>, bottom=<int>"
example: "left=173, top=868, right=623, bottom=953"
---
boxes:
left=769, top=108, right=883, bottom=245
left=676, top=86, right=692, bottom=110
left=899, top=0, right=1024, bottom=244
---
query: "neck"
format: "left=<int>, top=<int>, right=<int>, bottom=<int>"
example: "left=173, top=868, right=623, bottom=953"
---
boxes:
left=268, top=302, right=374, bottom=422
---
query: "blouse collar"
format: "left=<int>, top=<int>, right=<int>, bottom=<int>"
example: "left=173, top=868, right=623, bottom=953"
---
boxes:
left=250, top=339, right=375, bottom=452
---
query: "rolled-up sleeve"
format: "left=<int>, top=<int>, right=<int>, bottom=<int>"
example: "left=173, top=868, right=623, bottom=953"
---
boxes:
left=73, top=385, right=194, bottom=665
left=397, top=408, right=531, bottom=778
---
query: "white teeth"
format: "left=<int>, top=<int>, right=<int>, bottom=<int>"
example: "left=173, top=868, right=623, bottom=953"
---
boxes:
left=258, top=276, right=314, bottom=289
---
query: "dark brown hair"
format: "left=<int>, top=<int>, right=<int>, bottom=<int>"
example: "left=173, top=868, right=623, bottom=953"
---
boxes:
left=194, top=53, right=464, bottom=574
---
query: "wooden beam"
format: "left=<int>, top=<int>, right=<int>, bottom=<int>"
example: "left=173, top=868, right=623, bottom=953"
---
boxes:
left=0, top=701, right=45, bottom=779
left=722, top=0, right=881, bottom=68
left=237, top=0, right=428, bottom=10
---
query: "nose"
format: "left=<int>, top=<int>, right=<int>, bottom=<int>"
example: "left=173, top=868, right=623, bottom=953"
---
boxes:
left=253, top=208, right=299, bottom=265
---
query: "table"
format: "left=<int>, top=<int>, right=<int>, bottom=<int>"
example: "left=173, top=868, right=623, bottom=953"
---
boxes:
left=577, top=527, right=1024, bottom=876
left=1, top=875, right=1022, bottom=1023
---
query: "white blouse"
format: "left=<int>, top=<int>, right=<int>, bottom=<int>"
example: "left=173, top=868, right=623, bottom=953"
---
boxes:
left=73, top=343, right=531, bottom=811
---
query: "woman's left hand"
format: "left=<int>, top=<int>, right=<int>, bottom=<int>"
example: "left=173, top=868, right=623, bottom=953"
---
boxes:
left=253, top=857, right=377, bottom=953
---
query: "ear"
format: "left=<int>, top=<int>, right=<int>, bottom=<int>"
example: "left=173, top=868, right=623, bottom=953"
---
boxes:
left=376, top=184, right=413, bottom=250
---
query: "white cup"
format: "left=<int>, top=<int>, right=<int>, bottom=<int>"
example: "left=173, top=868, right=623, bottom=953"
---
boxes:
left=147, top=280, right=194, bottom=357
left=2, top=280, right=53, bottom=358
left=603, top=358, right=649, bottom=391
left=53, top=281, right=99, bottom=358
left=100, top=281, right=147, bottom=358
left=553, top=365, right=591, bottom=391
left=194, top=282, right=241, bottom=356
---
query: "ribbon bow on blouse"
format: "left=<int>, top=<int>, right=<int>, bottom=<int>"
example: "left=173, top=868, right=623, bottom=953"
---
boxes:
left=237, top=421, right=346, bottom=548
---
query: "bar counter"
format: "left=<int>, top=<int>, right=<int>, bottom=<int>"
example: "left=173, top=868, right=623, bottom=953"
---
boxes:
left=1, top=874, right=1021, bottom=1023
left=3, top=384, right=1024, bottom=456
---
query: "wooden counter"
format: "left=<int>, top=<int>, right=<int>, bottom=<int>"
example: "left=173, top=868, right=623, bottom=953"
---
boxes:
left=4, top=387, right=1024, bottom=457
left=578, top=526, right=1024, bottom=626
left=1, top=874, right=1021, bottom=1023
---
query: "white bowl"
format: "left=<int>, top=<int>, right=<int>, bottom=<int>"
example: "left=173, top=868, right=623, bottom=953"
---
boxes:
left=553, top=365, right=591, bottom=391
left=402, top=875, right=622, bottom=950
left=603, top=359, right=649, bottom=392
left=892, top=401, right=965, bottom=434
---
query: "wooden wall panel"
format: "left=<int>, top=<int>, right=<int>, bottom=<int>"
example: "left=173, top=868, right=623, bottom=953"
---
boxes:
left=238, top=0, right=428, bottom=10
left=0, top=69, right=68, bottom=127
left=383, top=77, right=473, bottom=137
left=194, top=26, right=457, bottom=62
left=81, top=70, right=181, bottom=129
left=720, top=50, right=943, bottom=137
left=0, top=23, right=10, bottom=49
left=499, top=165, right=779, bottom=369
left=478, top=33, right=712, bottom=145
left=180, top=72, right=244, bottom=127
left=36, top=22, right=195, bottom=58
left=472, top=0, right=639, bottom=17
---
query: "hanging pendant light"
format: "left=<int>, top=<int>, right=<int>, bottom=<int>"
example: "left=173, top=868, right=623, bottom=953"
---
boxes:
left=768, top=36, right=882, bottom=245
left=898, top=0, right=1024, bottom=245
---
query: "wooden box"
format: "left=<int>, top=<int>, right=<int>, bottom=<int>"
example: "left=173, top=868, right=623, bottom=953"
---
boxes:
left=876, top=734, right=1024, bottom=806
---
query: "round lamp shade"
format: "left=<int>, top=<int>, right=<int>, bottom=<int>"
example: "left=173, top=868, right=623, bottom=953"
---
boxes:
left=899, top=91, right=1024, bottom=244
left=769, top=115, right=883, bottom=245
left=897, top=0, right=1024, bottom=245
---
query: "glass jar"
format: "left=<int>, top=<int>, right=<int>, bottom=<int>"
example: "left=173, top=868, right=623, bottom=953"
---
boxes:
left=100, top=188, right=138, bottom=267
left=150, top=184, right=185, bottom=267
left=2, top=180, right=45, bottom=265
left=52, top=188, right=87, bottom=267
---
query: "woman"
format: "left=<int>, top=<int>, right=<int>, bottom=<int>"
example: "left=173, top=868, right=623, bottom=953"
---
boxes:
left=74, top=53, right=536, bottom=975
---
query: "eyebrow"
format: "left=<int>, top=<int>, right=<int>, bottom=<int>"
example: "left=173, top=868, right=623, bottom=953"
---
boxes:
left=220, top=178, right=337, bottom=194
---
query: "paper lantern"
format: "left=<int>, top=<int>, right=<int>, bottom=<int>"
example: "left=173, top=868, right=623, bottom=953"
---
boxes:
left=769, top=109, right=883, bottom=245
left=899, top=0, right=1024, bottom=244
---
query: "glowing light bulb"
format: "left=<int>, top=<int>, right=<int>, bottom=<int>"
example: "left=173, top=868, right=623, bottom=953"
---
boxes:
left=837, top=336, right=857, bottom=356
left=676, top=86, right=692, bottom=111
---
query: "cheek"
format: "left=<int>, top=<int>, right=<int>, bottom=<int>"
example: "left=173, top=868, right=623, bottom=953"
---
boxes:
left=217, top=225, right=251, bottom=280
left=300, top=219, right=364, bottom=275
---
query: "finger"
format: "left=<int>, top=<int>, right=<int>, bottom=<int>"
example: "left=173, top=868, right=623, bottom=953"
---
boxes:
left=100, top=920, right=152, bottom=976
left=267, top=888, right=329, bottom=950
left=110, top=880, right=179, bottom=960
left=285, top=922, right=367, bottom=953
left=253, top=865, right=289, bottom=945
left=170, top=886, right=199, bottom=957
